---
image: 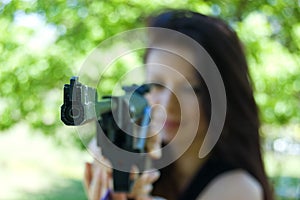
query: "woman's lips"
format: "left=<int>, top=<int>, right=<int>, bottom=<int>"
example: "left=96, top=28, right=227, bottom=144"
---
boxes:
left=149, top=117, right=181, bottom=133
left=164, top=120, right=181, bottom=130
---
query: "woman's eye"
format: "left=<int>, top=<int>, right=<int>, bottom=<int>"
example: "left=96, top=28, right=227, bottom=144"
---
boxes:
left=182, top=86, right=202, bottom=95
left=150, top=83, right=165, bottom=90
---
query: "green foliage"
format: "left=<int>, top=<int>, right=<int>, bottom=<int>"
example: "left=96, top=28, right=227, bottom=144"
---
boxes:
left=0, top=0, right=299, bottom=144
left=235, top=10, right=300, bottom=126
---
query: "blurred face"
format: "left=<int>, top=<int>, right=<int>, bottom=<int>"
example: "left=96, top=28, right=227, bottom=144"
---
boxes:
left=146, top=48, right=207, bottom=145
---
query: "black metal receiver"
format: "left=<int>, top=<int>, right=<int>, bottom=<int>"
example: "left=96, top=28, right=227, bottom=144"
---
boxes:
left=61, top=76, right=151, bottom=192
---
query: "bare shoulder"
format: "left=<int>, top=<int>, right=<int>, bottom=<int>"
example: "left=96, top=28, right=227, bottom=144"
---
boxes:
left=197, top=170, right=263, bottom=200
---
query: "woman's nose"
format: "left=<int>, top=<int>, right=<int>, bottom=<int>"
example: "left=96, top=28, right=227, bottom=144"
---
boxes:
left=159, top=88, right=180, bottom=115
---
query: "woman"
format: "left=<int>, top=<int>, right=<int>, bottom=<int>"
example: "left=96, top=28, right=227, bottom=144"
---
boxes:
left=84, top=9, right=274, bottom=200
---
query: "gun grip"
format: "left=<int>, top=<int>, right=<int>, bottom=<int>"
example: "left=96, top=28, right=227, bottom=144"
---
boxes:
left=113, top=169, right=133, bottom=192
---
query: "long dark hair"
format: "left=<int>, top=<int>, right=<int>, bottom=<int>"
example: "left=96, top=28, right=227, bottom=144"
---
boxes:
left=145, top=9, right=274, bottom=200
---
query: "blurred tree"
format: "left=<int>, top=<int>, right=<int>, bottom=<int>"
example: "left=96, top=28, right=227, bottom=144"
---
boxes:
left=0, top=0, right=299, bottom=145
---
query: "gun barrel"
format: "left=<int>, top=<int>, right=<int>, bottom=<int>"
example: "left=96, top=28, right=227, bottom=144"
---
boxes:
left=95, top=98, right=117, bottom=118
left=61, top=77, right=118, bottom=126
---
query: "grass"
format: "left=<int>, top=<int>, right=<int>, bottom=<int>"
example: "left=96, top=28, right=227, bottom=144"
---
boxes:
left=19, top=178, right=87, bottom=200
left=0, top=123, right=89, bottom=200
left=0, top=122, right=299, bottom=200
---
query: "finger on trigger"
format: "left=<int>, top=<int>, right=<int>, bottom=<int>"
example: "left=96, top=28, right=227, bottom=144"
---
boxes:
left=130, top=165, right=140, bottom=180
left=146, top=134, right=162, bottom=159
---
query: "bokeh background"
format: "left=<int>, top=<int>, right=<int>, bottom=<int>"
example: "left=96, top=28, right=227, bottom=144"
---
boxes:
left=1, top=0, right=300, bottom=199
